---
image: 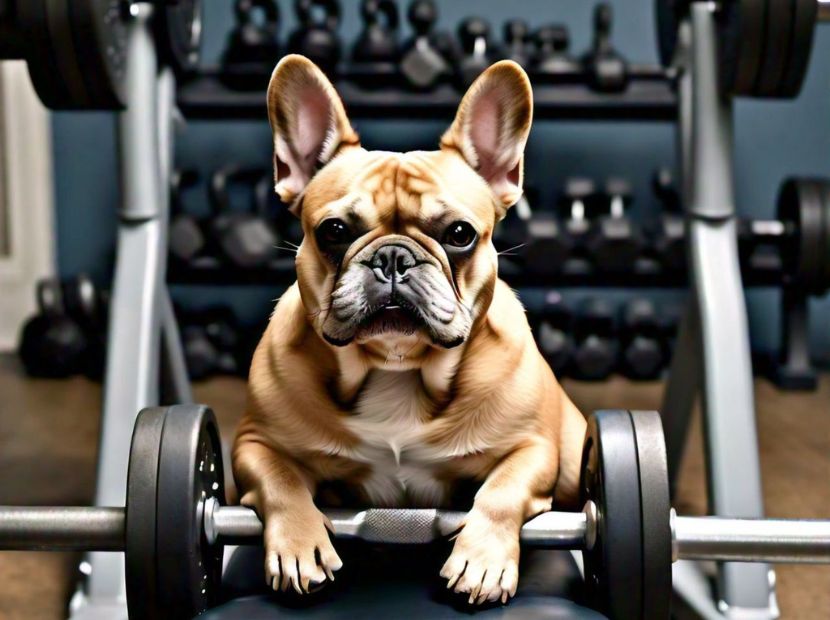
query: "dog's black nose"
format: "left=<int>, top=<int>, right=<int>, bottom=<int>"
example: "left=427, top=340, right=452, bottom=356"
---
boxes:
left=372, top=245, right=417, bottom=280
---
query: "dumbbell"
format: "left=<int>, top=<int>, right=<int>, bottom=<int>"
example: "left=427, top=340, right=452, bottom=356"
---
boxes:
left=557, top=177, right=597, bottom=273
left=582, top=3, right=628, bottom=93
left=18, top=279, right=89, bottom=378
left=288, top=0, right=341, bottom=76
left=529, top=291, right=573, bottom=376
left=169, top=169, right=207, bottom=268
left=352, top=0, right=400, bottom=68
left=3, top=406, right=828, bottom=620
left=201, top=306, right=241, bottom=375
left=502, top=19, right=531, bottom=67
left=399, top=0, right=450, bottom=91
left=209, top=166, right=279, bottom=269
left=648, top=168, right=686, bottom=273
left=221, top=0, right=281, bottom=90
left=618, top=298, right=666, bottom=380
left=455, top=17, right=499, bottom=89
left=180, top=307, right=242, bottom=379
left=534, top=25, right=578, bottom=79
left=585, top=178, right=645, bottom=274
left=571, top=298, right=618, bottom=381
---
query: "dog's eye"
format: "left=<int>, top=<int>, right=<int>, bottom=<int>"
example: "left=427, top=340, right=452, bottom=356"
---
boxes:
left=316, top=218, right=352, bottom=247
left=442, top=221, right=477, bottom=249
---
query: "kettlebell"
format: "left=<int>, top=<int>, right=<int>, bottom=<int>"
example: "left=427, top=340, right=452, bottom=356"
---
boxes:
left=503, top=19, right=531, bottom=67
left=62, top=274, right=108, bottom=380
left=222, top=0, right=281, bottom=89
left=18, top=279, right=89, bottom=378
left=456, top=17, right=498, bottom=89
left=209, top=166, right=279, bottom=269
left=288, top=0, right=341, bottom=76
left=353, top=0, right=400, bottom=63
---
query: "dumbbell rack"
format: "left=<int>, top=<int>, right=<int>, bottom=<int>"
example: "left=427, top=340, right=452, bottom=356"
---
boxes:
left=77, top=4, right=819, bottom=620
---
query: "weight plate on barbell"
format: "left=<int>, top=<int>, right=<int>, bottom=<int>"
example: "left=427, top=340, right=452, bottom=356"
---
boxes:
left=655, top=0, right=687, bottom=66
left=778, top=0, right=818, bottom=98
left=125, top=407, right=167, bottom=620
left=67, top=0, right=129, bottom=109
left=581, top=410, right=644, bottom=620
left=155, top=404, right=225, bottom=619
left=778, top=178, right=826, bottom=294
left=630, top=411, right=672, bottom=620
left=19, top=0, right=128, bottom=110
left=17, top=0, right=86, bottom=109
left=718, top=0, right=766, bottom=97
left=753, top=0, right=794, bottom=96
left=820, top=182, right=830, bottom=294
left=156, top=0, right=202, bottom=74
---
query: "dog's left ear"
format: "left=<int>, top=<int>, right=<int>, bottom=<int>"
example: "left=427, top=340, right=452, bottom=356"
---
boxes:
left=267, top=54, right=360, bottom=210
left=440, top=61, right=533, bottom=213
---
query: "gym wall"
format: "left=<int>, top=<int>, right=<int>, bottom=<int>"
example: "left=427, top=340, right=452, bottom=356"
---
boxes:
left=49, top=0, right=830, bottom=364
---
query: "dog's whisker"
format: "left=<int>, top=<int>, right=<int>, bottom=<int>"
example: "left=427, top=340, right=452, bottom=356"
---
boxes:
left=497, top=243, right=526, bottom=256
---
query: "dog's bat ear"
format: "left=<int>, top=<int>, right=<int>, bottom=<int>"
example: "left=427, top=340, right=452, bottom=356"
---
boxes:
left=267, top=55, right=360, bottom=212
left=440, top=61, right=533, bottom=212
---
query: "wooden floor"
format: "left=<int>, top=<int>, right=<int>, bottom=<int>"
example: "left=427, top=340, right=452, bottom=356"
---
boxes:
left=0, top=355, right=827, bottom=619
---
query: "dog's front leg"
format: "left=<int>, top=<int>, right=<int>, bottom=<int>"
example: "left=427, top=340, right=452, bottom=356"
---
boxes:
left=440, top=441, right=559, bottom=605
left=233, top=437, right=343, bottom=593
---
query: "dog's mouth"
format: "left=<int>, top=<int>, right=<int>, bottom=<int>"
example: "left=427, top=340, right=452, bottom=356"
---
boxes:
left=355, top=303, right=424, bottom=340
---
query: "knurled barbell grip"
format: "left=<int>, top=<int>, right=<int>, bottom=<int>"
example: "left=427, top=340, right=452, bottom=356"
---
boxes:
left=202, top=498, right=593, bottom=548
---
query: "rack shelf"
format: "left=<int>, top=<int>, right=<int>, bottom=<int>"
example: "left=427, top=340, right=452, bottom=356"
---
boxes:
left=177, top=66, right=677, bottom=122
left=167, top=256, right=786, bottom=289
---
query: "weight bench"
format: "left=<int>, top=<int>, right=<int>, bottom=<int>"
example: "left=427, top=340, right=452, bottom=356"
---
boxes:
left=207, top=545, right=601, bottom=619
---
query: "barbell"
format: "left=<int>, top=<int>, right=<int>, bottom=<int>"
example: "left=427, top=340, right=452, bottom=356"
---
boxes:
left=0, top=0, right=201, bottom=110
left=1, top=406, right=828, bottom=620
left=657, top=0, right=830, bottom=98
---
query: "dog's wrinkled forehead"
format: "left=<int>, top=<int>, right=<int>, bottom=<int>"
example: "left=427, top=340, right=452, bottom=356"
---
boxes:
left=301, top=148, right=497, bottom=236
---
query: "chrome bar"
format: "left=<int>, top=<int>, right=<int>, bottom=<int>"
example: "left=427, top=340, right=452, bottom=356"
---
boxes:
left=674, top=514, right=830, bottom=564
left=0, top=507, right=124, bottom=551
left=3, top=502, right=830, bottom=566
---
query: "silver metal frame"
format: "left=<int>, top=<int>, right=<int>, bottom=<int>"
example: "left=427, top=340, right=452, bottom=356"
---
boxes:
left=661, top=5, right=776, bottom=619
left=68, top=4, right=189, bottom=619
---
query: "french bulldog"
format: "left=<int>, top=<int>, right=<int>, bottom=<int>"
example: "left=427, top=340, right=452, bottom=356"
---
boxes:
left=233, top=54, right=587, bottom=605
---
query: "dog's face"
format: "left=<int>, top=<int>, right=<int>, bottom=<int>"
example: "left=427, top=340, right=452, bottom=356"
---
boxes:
left=267, top=56, right=533, bottom=360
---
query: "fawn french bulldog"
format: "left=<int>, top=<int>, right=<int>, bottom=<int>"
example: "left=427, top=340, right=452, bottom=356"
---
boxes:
left=233, top=54, right=587, bottom=605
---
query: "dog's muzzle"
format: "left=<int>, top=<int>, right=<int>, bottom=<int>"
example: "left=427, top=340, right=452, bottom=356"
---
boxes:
left=320, top=239, right=472, bottom=348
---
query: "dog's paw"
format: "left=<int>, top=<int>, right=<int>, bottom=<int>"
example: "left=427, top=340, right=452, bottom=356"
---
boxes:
left=262, top=507, right=343, bottom=594
left=439, top=512, right=520, bottom=605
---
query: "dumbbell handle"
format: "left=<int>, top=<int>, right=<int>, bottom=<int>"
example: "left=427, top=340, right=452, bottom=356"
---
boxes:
left=2, top=501, right=830, bottom=564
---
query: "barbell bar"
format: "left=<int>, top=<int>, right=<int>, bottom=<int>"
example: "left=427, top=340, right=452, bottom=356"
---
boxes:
left=2, top=500, right=829, bottom=565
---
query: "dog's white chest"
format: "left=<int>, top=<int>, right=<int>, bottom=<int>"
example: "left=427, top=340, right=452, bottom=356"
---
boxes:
left=344, top=370, right=445, bottom=506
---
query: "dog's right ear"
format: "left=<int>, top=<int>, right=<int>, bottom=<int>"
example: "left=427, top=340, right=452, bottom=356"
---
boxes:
left=267, top=55, right=360, bottom=212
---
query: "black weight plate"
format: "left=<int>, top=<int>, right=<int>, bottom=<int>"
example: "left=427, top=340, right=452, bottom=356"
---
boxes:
left=157, top=0, right=202, bottom=74
left=655, top=0, right=687, bottom=66
left=67, top=0, right=129, bottom=109
left=630, top=411, right=672, bottom=620
left=779, top=0, right=817, bottom=97
left=718, top=0, right=766, bottom=97
left=125, top=407, right=167, bottom=620
left=820, top=182, right=830, bottom=293
left=156, top=404, right=225, bottom=619
left=754, top=0, right=794, bottom=96
left=779, top=179, right=823, bottom=292
left=580, top=410, right=644, bottom=620
left=17, top=0, right=87, bottom=109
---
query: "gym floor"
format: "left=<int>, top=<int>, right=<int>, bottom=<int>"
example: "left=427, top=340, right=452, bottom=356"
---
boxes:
left=0, top=354, right=827, bottom=619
